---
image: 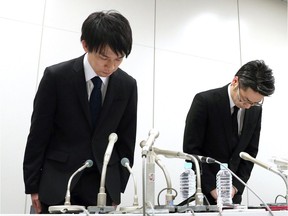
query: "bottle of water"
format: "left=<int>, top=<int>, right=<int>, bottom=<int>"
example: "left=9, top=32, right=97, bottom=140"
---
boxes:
left=180, top=162, right=196, bottom=200
left=216, top=163, right=233, bottom=207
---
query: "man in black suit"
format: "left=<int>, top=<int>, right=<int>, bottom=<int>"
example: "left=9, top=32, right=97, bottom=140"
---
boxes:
left=23, top=10, right=137, bottom=213
left=183, top=60, right=275, bottom=205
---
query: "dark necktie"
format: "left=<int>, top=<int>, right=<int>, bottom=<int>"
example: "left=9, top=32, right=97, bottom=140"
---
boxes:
left=90, top=76, right=102, bottom=129
left=231, top=106, right=239, bottom=149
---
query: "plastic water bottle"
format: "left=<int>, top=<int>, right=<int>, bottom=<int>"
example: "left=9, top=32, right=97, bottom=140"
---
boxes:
left=180, top=162, right=196, bottom=200
left=216, top=163, right=233, bottom=207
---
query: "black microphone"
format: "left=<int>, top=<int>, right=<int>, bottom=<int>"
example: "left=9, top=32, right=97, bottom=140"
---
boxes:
left=48, top=159, right=93, bottom=214
left=119, top=158, right=140, bottom=212
left=196, top=155, right=216, bottom=164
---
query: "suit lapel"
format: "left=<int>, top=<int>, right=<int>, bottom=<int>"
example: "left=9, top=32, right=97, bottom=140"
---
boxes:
left=232, top=108, right=258, bottom=156
left=72, top=56, right=93, bottom=128
left=93, top=70, right=120, bottom=131
left=215, top=85, right=235, bottom=153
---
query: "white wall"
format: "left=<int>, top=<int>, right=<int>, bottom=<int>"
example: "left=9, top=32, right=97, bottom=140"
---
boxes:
left=0, top=0, right=287, bottom=213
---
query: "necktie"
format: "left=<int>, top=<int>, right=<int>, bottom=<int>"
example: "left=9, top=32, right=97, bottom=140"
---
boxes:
left=231, top=106, right=239, bottom=149
left=90, top=76, right=102, bottom=129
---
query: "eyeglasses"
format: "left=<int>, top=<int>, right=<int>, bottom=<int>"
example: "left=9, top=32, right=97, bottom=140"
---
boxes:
left=237, top=84, right=264, bottom=107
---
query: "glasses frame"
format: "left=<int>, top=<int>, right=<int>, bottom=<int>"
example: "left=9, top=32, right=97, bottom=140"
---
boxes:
left=237, top=83, right=264, bottom=107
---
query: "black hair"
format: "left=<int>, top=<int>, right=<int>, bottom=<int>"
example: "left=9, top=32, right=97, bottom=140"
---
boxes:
left=236, top=60, right=275, bottom=96
left=80, top=10, right=132, bottom=57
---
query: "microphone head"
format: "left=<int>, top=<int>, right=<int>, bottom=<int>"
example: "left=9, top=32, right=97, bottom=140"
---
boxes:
left=239, top=152, right=250, bottom=160
left=109, top=133, right=118, bottom=142
left=121, top=157, right=130, bottom=167
left=85, top=159, right=93, bottom=167
left=140, top=140, right=146, bottom=148
left=149, top=129, right=159, bottom=138
left=204, top=157, right=215, bottom=163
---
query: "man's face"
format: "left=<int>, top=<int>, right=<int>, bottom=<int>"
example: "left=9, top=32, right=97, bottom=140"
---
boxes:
left=83, top=42, right=124, bottom=77
left=231, top=76, right=264, bottom=109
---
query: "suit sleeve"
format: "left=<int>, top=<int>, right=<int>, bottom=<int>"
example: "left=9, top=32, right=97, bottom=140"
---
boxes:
left=233, top=109, right=262, bottom=194
left=23, top=68, right=57, bottom=194
left=116, top=80, right=138, bottom=192
left=183, top=93, right=217, bottom=193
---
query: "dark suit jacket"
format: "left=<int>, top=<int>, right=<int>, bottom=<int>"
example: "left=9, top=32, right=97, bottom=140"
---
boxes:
left=183, top=84, right=261, bottom=203
left=23, top=55, right=137, bottom=205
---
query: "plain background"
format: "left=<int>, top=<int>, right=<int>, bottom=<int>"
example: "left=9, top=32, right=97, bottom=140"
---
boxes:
left=0, top=0, right=287, bottom=213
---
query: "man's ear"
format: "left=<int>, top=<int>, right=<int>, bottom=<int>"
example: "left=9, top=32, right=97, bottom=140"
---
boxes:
left=81, top=40, right=89, bottom=52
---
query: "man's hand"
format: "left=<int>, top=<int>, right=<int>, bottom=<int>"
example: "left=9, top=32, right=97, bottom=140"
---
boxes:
left=31, top=193, right=41, bottom=214
left=211, top=186, right=237, bottom=203
left=210, top=188, right=218, bottom=201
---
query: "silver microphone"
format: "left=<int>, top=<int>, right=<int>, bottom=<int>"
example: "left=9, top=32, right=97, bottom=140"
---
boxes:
left=141, top=129, right=159, bottom=157
left=120, top=158, right=139, bottom=212
left=151, top=147, right=204, bottom=207
left=104, top=133, right=118, bottom=163
left=270, top=156, right=288, bottom=170
left=48, top=159, right=93, bottom=213
left=98, top=133, right=118, bottom=207
left=152, top=146, right=215, bottom=164
left=239, top=152, right=277, bottom=173
left=154, top=155, right=174, bottom=207
left=240, top=152, right=288, bottom=205
left=64, top=159, right=93, bottom=205
left=152, top=147, right=189, bottom=160
left=212, top=158, right=275, bottom=215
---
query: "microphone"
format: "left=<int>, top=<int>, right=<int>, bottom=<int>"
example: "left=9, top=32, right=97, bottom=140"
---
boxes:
left=48, top=159, right=93, bottom=214
left=197, top=156, right=216, bottom=164
left=64, top=160, right=93, bottom=205
left=88, top=133, right=118, bottom=214
left=213, top=159, right=275, bottom=215
left=104, top=133, right=118, bottom=163
left=151, top=147, right=205, bottom=209
left=239, top=152, right=279, bottom=174
left=141, top=129, right=159, bottom=157
left=119, top=158, right=140, bottom=212
left=152, top=147, right=215, bottom=164
left=240, top=152, right=288, bottom=206
left=98, top=133, right=118, bottom=206
left=154, top=155, right=175, bottom=208
left=270, top=156, right=288, bottom=172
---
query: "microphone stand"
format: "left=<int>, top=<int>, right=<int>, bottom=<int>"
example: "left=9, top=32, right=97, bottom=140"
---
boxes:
left=214, top=160, right=275, bottom=216
left=151, top=147, right=206, bottom=212
left=87, top=162, right=116, bottom=213
left=141, top=154, right=147, bottom=216
left=48, top=160, right=93, bottom=215
left=119, top=158, right=140, bottom=212
left=88, top=133, right=118, bottom=214
left=241, top=152, right=288, bottom=206
left=176, top=154, right=206, bottom=212
left=154, top=155, right=176, bottom=212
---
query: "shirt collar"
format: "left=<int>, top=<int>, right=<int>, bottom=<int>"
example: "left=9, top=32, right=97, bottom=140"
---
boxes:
left=228, top=84, right=236, bottom=110
left=83, top=53, right=107, bottom=85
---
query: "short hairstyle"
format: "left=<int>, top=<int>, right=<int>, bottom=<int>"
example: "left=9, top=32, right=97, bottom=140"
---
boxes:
left=80, top=10, right=132, bottom=57
left=236, top=60, right=275, bottom=96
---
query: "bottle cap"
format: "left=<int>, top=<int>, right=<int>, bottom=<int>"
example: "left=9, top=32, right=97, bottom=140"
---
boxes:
left=220, top=163, right=228, bottom=170
left=184, top=162, right=192, bottom=169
